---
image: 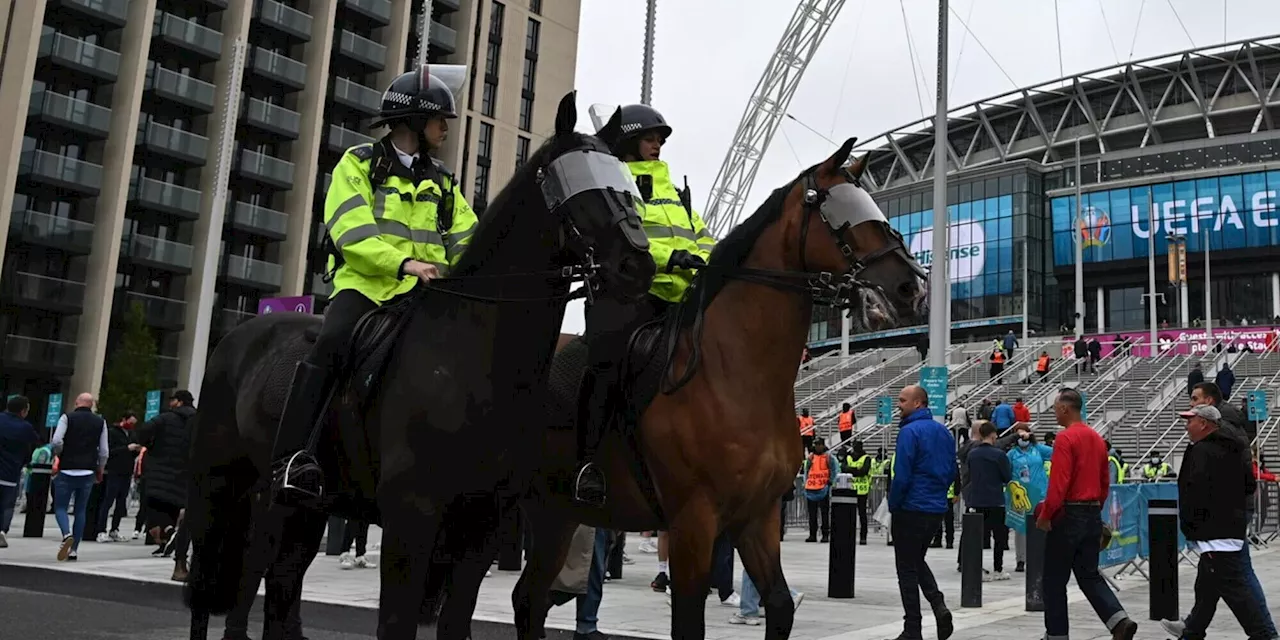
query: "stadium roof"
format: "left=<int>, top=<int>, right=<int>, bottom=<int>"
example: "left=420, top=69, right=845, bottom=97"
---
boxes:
left=855, top=35, right=1280, bottom=193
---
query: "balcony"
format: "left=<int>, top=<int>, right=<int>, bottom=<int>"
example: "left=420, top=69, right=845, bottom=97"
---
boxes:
left=27, top=90, right=112, bottom=137
left=327, top=124, right=374, bottom=154
left=236, top=149, right=294, bottom=189
left=203, top=0, right=228, bottom=6
left=342, top=0, right=391, bottom=25
left=257, top=0, right=313, bottom=41
left=158, top=355, right=179, bottom=383
left=250, top=47, right=307, bottom=90
left=221, top=255, right=283, bottom=290
left=2, top=335, right=77, bottom=375
left=3, top=272, right=85, bottom=314
left=38, top=30, right=119, bottom=81
left=434, top=0, right=461, bottom=11
left=337, top=30, right=386, bottom=70
left=331, top=77, right=381, bottom=116
left=230, top=201, right=288, bottom=239
left=48, top=0, right=128, bottom=27
left=146, top=64, right=216, bottom=112
left=116, top=290, right=186, bottom=330
left=8, top=211, right=95, bottom=254
left=130, top=177, right=202, bottom=220
left=153, top=12, right=223, bottom=60
left=429, top=21, right=457, bottom=54
left=140, top=121, right=209, bottom=165
left=120, top=233, right=194, bottom=273
left=242, top=97, right=301, bottom=139
left=18, top=150, right=103, bottom=195
left=215, top=308, right=255, bottom=336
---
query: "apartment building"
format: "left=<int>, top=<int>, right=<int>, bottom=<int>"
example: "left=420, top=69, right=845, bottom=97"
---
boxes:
left=0, top=0, right=580, bottom=416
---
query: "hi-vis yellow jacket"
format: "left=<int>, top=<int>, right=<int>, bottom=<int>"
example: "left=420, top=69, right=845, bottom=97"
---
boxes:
left=324, top=143, right=478, bottom=303
left=628, top=160, right=715, bottom=302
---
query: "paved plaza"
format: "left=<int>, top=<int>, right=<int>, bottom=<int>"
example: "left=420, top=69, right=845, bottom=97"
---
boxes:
left=2, top=521, right=1280, bottom=639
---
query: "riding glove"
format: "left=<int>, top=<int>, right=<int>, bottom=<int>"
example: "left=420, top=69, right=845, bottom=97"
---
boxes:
left=666, top=250, right=706, bottom=273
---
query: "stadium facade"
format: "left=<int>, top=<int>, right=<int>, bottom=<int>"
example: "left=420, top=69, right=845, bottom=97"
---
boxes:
left=808, top=35, right=1280, bottom=352
left=0, top=0, right=578, bottom=418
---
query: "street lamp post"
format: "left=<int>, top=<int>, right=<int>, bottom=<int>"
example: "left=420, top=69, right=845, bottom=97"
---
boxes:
left=1073, top=138, right=1084, bottom=339
left=927, top=0, right=950, bottom=370
left=1204, top=228, right=1213, bottom=343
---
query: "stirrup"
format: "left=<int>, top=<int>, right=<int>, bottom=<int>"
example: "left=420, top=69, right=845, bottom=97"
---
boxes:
left=272, top=451, right=325, bottom=504
left=572, top=463, right=606, bottom=508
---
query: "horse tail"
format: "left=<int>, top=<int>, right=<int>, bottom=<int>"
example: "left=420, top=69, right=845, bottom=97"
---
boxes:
left=184, top=454, right=257, bottom=615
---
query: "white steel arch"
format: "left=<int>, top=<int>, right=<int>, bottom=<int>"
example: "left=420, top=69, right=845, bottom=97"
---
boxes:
left=701, top=0, right=849, bottom=236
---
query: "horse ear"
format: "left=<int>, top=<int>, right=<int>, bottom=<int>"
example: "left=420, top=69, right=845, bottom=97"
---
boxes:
left=555, top=91, right=577, bottom=135
left=848, top=152, right=869, bottom=180
left=822, top=137, right=858, bottom=176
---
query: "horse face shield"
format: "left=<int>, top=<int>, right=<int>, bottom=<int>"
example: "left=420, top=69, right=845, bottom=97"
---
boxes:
left=538, top=150, right=653, bottom=298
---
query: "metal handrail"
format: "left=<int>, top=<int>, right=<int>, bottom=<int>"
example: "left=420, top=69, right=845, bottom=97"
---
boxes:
left=810, top=348, right=920, bottom=424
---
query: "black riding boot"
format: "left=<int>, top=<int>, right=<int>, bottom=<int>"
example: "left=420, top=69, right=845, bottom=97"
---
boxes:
left=271, top=361, right=333, bottom=507
left=572, top=370, right=612, bottom=509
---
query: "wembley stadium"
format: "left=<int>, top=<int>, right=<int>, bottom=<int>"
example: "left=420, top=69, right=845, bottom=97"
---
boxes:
left=806, top=35, right=1280, bottom=352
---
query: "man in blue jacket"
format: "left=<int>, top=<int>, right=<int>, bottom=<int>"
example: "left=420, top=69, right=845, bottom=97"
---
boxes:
left=889, top=384, right=957, bottom=640
left=0, top=394, right=39, bottom=548
left=990, top=399, right=1015, bottom=431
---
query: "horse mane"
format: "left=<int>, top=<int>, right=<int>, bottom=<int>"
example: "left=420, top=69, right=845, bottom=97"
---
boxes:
left=448, top=131, right=596, bottom=277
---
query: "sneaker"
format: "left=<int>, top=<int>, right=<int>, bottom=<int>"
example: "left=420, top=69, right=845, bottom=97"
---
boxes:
left=982, top=571, right=1010, bottom=582
left=621, top=553, right=635, bottom=565
left=66, top=550, right=77, bottom=562
left=109, top=530, right=124, bottom=542
left=353, top=555, right=377, bottom=569
left=1110, top=617, right=1138, bottom=640
left=651, top=572, right=669, bottom=592
left=1015, top=561, right=1025, bottom=573
left=131, top=529, right=142, bottom=540
left=638, top=539, right=658, bottom=554
left=1159, top=619, right=1185, bottom=638
left=338, top=553, right=355, bottom=570
left=720, top=592, right=741, bottom=607
left=96, top=532, right=111, bottom=543
left=727, top=613, right=761, bottom=626
left=0, top=531, right=7, bottom=548
left=57, top=534, right=73, bottom=561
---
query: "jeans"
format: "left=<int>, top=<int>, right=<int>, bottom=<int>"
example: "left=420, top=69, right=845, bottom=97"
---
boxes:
left=711, top=531, right=735, bottom=600
left=95, top=474, right=131, bottom=534
left=891, top=510, right=946, bottom=638
left=1182, top=549, right=1274, bottom=640
left=52, top=473, right=96, bottom=551
left=1186, top=543, right=1277, bottom=637
left=575, top=527, right=610, bottom=635
left=932, top=502, right=955, bottom=547
left=739, top=570, right=801, bottom=617
left=0, top=483, right=18, bottom=533
left=1043, top=505, right=1129, bottom=639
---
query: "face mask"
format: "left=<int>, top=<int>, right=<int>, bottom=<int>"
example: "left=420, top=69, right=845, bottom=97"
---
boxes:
left=1018, top=439, right=1031, bottom=448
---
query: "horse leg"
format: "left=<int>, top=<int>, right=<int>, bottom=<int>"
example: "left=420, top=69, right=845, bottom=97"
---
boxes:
left=262, top=508, right=328, bottom=640
left=377, top=500, right=440, bottom=640
left=737, top=506, right=795, bottom=640
left=511, top=505, right=577, bottom=640
left=435, top=495, right=506, bottom=640
left=189, top=610, right=209, bottom=640
left=666, top=497, right=718, bottom=640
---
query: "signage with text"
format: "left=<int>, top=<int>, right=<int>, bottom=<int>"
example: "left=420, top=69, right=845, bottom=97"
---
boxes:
left=919, top=367, right=949, bottom=420
left=1061, top=325, right=1280, bottom=358
left=45, top=393, right=62, bottom=428
left=876, top=395, right=894, bottom=425
left=258, top=295, right=315, bottom=315
left=890, top=194, right=1015, bottom=298
left=145, top=389, right=162, bottom=422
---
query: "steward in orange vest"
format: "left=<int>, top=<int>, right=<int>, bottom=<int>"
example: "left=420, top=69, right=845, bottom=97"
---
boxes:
left=798, top=408, right=816, bottom=451
left=838, top=402, right=854, bottom=441
left=802, top=436, right=838, bottom=542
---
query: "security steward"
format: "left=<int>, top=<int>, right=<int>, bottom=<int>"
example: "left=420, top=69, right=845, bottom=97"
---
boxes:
left=572, top=104, right=716, bottom=508
left=272, top=65, right=478, bottom=504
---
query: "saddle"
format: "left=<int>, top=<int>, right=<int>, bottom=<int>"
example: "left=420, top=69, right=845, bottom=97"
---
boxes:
left=344, top=300, right=415, bottom=409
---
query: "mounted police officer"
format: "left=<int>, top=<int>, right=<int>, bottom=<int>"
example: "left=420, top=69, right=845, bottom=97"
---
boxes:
left=572, top=104, right=716, bottom=508
left=273, top=65, right=478, bottom=504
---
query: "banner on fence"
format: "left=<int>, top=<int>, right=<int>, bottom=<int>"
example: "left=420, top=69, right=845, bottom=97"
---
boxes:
left=1099, top=484, right=1143, bottom=568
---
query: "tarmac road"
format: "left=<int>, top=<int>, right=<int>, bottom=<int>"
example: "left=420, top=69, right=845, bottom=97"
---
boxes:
left=0, top=583, right=597, bottom=640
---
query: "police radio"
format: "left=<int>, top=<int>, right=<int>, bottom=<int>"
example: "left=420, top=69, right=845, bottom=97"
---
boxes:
left=636, top=174, right=653, bottom=203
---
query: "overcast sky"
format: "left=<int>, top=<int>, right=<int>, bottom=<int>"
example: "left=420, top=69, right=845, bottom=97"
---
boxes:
left=557, top=0, right=1280, bottom=335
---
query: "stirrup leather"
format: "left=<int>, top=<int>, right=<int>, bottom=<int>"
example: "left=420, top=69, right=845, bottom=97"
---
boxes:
left=275, top=450, right=325, bottom=500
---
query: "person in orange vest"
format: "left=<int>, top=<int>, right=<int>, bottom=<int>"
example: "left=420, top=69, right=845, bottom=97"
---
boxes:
left=797, top=408, right=816, bottom=452
left=838, top=402, right=855, bottom=443
left=802, top=436, right=839, bottom=543
left=1035, top=351, right=1051, bottom=379
left=989, top=348, right=1006, bottom=384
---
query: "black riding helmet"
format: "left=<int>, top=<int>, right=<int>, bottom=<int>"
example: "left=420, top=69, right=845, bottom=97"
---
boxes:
left=598, top=104, right=672, bottom=156
left=371, top=64, right=458, bottom=129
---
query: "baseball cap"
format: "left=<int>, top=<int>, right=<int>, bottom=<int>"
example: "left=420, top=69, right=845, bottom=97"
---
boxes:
left=1178, top=405, right=1221, bottom=423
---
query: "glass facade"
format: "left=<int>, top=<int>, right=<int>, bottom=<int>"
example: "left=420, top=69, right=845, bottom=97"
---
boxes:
left=1051, top=169, right=1280, bottom=265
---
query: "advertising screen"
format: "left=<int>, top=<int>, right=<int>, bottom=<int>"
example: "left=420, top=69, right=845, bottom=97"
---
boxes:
left=889, top=194, right=1015, bottom=298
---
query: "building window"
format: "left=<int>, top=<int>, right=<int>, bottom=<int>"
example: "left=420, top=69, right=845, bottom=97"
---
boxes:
left=530, top=0, right=541, bottom=14
left=526, top=19, right=540, bottom=54
left=474, top=164, right=491, bottom=210
left=519, top=56, right=537, bottom=131
left=516, top=136, right=531, bottom=168
left=475, top=122, right=494, bottom=209
left=490, top=1, right=505, bottom=40
left=519, top=96, right=533, bottom=131
left=481, top=82, right=497, bottom=117
left=478, top=122, right=494, bottom=160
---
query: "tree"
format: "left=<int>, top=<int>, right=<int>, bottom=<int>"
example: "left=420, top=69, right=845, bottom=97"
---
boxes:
left=98, top=301, right=159, bottom=423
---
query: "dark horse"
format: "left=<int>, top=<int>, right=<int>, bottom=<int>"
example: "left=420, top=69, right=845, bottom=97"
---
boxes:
left=182, top=92, right=658, bottom=640
left=488, top=139, right=927, bottom=640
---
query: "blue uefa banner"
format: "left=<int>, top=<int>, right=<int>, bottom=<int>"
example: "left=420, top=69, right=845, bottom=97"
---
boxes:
left=1099, top=484, right=1143, bottom=568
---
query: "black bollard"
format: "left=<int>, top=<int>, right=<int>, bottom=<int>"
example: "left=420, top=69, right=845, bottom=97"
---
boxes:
left=960, top=510, right=984, bottom=608
left=324, top=516, right=346, bottom=556
left=827, top=473, right=857, bottom=598
left=1024, top=522, right=1047, bottom=612
left=607, top=530, right=625, bottom=579
left=497, top=507, right=523, bottom=571
left=22, top=463, right=53, bottom=538
left=1147, top=498, right=1180, bottom=621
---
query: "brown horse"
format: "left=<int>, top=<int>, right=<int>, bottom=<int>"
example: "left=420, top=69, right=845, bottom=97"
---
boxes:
left=503, top=138, right=929, bottom=640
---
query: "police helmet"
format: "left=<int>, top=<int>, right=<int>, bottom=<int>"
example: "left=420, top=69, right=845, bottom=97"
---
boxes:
left=372, top=65, right=458, bottom=128
left=596, top=104, right=672, bottom=153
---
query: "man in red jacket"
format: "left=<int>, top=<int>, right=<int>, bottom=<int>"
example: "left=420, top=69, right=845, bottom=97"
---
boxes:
left=1012, top=397, right=1032, bottom=424
left=1036, top=388, right=1138, bottom=640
